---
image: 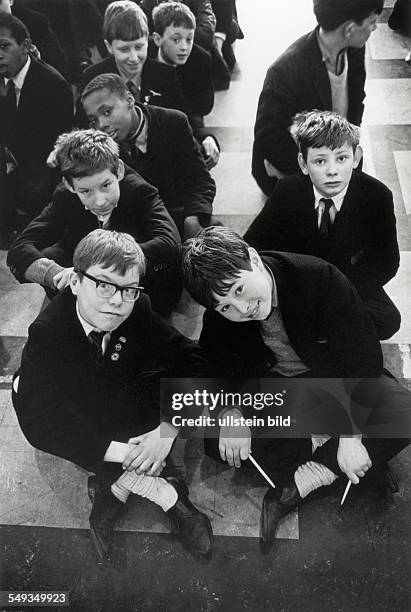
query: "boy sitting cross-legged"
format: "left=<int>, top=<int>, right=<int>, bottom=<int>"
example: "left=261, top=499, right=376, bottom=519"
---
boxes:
left=245, top=110, right=401, bottom=340
left=7, top=129, right=182, bottom=315
left=13, top=229, right=214, bottom=563
left=181, top=226, right=410, bottom=551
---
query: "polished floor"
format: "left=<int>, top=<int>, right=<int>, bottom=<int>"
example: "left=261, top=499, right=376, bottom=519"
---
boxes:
left=1, top=1, right=411, bottom=610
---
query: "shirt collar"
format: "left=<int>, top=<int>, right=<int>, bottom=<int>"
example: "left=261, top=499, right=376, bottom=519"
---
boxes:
left=264, top=264, right=279, bottom=310
left=5, top=55, right=31, bottom=91
left=316, top=30, right=346, bottom=74
left=313, top=184, right=348, bottom=211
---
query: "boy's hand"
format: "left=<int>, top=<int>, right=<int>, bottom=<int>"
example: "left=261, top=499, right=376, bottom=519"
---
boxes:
left=123, top=424, right=177, bottom=476
left=219, top=408, right=251, bottom=468
left=202, top=136, right=220, bottom=170
left=53, top=267, right=74, bottom=291
left=183, top=215, right=203, bottom=240
left=337, top=437, right=372, bottom=484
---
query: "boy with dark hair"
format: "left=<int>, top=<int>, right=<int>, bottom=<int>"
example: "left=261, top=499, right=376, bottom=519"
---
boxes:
left=252, top=0, right=383, bottom=195
left=7, top=129, right=182, bottom=315
left=0, top=11, right=73, bottom=231
left=151, top=1, right=219, bottom=168
left=13, top=228, right=213, bottom=563
left=245, top=110, right=400, bottom=340
left=80, top=72, right=218, bottom=240
left=181, top=226, right=410, bottom=549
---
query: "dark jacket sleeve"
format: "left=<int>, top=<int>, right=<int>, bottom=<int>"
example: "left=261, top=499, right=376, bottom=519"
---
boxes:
left=122, top=174, right=182, bottom=271
left=13, top=320, right=112, bottom=472
left=347, top=183, right=400, bottom=296
left=7, top=199, right=66, bottom=282
left=171, top=112, right=216, bottom=218
left=189, top=0, right=216, bottom=50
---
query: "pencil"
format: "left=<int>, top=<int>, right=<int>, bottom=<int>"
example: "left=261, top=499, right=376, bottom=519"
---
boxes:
left=248, top=451, right=276, bottom=489
left=340, top=480, right=352, bottom=506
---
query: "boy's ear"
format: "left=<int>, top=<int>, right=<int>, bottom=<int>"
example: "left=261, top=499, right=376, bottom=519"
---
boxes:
left=297, top=152, right=309, bottom=175
left=353, top=145, right=363, bottom=168
left=152, top=32, right=162, bottom=48
left=248, top=247, right=262, bottom=269
left=341, top=20, right=356, bottom=41
left=104, top=39, right=113, bottom=55
left=70, top=270, right=81, bottom=296
left=117, top=159, right=125, bottom=181
left=63, top=176, right=76, bottom=193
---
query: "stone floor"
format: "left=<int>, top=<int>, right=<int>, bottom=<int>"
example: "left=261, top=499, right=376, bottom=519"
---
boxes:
left=1, top=0, right=410, bottom=610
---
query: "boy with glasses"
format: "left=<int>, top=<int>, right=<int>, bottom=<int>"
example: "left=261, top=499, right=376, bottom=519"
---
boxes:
left=13, top=229, right=213, bottom=563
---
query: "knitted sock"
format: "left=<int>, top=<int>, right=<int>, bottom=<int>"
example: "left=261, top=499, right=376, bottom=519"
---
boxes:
left=111, top=471, right=178, bottom=511
left=294, top=461, right=337, bottom=498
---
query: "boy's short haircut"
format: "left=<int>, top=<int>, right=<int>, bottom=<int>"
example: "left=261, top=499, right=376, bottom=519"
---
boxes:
left=0, top=11, right=30, bottom=43
left=73, top=229, right=146, bottom=278
left=48, top=129, right=120, bottom=183
left=152, top=1, right=196, bottom=36
left=181, top=226, right=252, bottom=309
left=103, top=0, right=149, bottom=42
left=81, top=72, right=130, bottom=105
left=313, top=0, right=383, bottom=31
left=290, top=110, right=360, bottom=161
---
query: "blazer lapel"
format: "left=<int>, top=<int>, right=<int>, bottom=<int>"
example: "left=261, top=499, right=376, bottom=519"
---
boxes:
left=308, top=30, right=332, bottom=110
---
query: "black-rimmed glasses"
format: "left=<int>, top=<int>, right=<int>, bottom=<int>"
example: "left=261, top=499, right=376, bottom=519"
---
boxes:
left=75, top=269, right=144, bottom=302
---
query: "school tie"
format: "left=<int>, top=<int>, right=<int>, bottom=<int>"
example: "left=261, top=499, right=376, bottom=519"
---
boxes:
left=6, top=80, right=17, bottom=116
left=88, top=330, right=106, bottom=366
left=126, top=80, right=141, bottom=102
left=319, top=198, right=334, bottom=236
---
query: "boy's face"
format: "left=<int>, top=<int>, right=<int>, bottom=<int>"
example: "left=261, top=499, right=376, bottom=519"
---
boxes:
left=346, top=12, right=378, bottom=47
left=71, top=264, right=140, bottom=332
left=65, top=164, right=124, bottom=217
left=105, top=37, right=148, bottom=79
left=82, top=88, right=134, bottom=141
left=0, top=27, right=29, bottom=77
left=298, top=144, right=360, bottom=198
left=213, top=249, right=273, bottom=323
left=154, top=25, right=194, bottom=66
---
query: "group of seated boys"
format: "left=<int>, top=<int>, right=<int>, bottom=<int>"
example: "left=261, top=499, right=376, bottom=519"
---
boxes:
left=2, top=0, right=410, bottom=564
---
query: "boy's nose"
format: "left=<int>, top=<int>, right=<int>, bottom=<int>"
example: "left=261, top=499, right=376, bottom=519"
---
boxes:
left=233, top=298, right=249, bottom=314
left=326, top=162, right=338, bottom=175
left=107, top=288, right=124, bottom=305
left=128, top=49, right=139, bottom=62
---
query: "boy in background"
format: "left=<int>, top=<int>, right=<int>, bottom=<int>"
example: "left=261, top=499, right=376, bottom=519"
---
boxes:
left=8, top=129, right=181, bottom=315
left=245, top=111, right=400, bottom=340
left=151, top=1, right=219, bottom=168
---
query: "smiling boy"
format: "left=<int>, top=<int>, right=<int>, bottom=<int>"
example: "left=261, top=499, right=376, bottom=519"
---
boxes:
left=13, top=229, right=213, bottom=563
left=7, top=129, right=182, bottom=315
left=181, top=226, right=410, bottom=548
left=245, top=110, right=400, bottom=340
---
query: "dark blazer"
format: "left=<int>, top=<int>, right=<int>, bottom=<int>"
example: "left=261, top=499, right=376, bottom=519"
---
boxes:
left=7, top=166, right=181, bottom=314
left=199, top=253, right=383, bottom=378
left=3, top=56, right=73, bottom=179
left=244, top=171, right=400, bottom=299
left=13, top=0, right=68, bottom=77
left=77, top=55, right=190, bottom=122
left=13, top=289, right=211, bottom=472
left=119, top=104, right=216, bottom=224
left=252, top=28, right=366, bottom=195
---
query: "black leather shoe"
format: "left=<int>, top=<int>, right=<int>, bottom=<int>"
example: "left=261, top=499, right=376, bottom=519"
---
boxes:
left=88, top=475, right=125, bottom=563
left=261, top=482, right=301, bottom=553
left=166, top=477, right=213, bottom=563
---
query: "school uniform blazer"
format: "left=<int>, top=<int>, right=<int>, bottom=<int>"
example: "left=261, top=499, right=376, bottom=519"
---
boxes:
left=252, top=27, right=366, bottom=195
left=119, top=104, right=216, bottom=220
left=13, top=290, right=212, bottom=472
left=199, top=252, right=383, bottom=378
left=76, top=55, right=190, bottom=122
left=7, top=165, right=181, bottom=283
left=244, top=171, right=400, bottom=299
left=3, top=56, right=73, bottom=178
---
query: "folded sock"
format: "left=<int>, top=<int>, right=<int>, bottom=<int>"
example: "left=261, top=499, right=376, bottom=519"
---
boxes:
left=294, top=461, right=337, bottom=498
left=111, top=471, right=178, bottom=512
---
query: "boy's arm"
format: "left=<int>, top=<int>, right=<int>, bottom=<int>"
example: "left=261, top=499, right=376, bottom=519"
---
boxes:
left=347, top=185, right=400, bottom=295
left=14, top=321, right=113, bottom=473
left=128, top=177, right=182, bottom=268
left=254, top=61, right=301, bottom=177
left=172, top=112, right=216, bottom=220
left=7, top=199, right=66, bottom=284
